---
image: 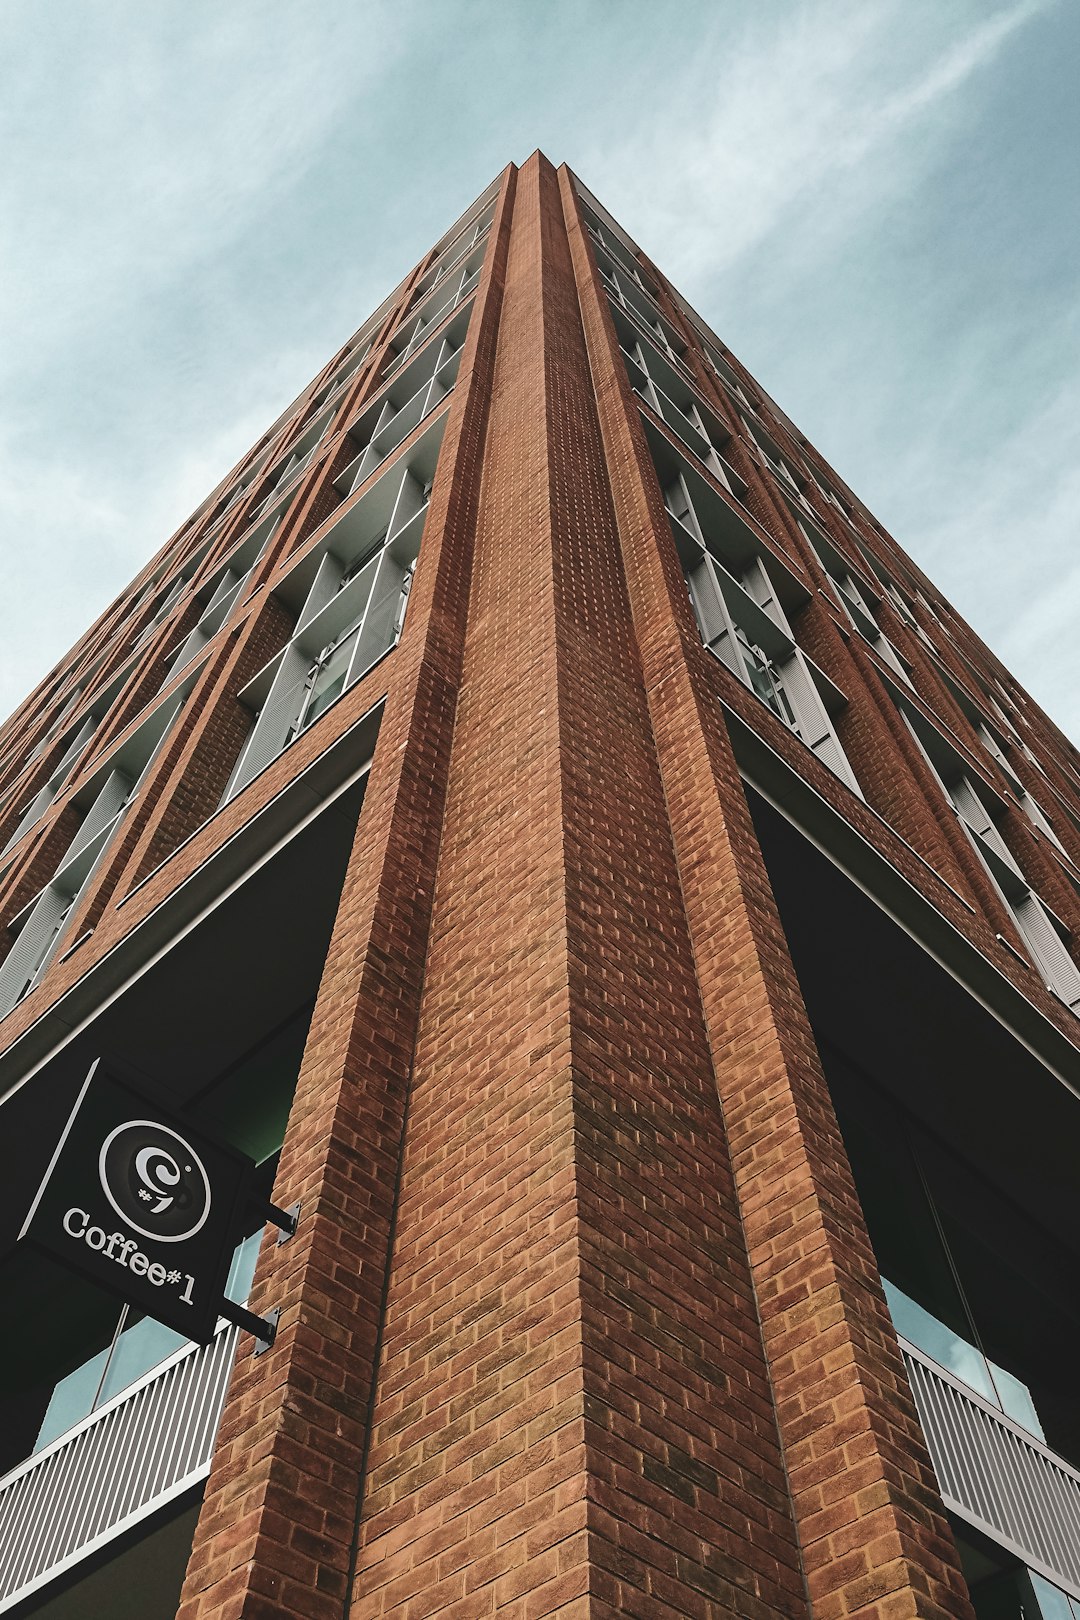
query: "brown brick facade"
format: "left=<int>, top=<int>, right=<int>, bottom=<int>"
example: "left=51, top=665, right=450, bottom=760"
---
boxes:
left=1, top=153, right=1077, bottom=1619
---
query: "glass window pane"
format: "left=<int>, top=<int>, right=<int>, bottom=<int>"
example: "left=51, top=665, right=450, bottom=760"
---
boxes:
left=824, top=1055, right=973, bottom=1339
left=988, top=1360, right=1045, bottom=1441
left=34, top=1345, right=112, bottom=1451
left=2, top=1247, right=121, bottom=1469
left=96, top=1314, right=188, bottom=1408
left=883, top=1279, right=999, bottom=1407
left=224, top=1229, right=262, bottom=1306
left=736, top=631, right=776, bottom=704
left=1027, top=1573, right=1074, bottom=1620
left=300, top=636, right=356, bottom=731
left=920, top=1130, right=1080, bottom=1467
left=350, top=569, right=409, bottom=682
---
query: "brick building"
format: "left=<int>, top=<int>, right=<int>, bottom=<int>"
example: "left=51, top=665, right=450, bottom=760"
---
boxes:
left=0, top=152, right=1078, bottom=1619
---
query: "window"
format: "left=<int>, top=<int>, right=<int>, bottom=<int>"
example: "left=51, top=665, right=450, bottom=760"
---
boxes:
left=224, top=459, right=432, bottom=803
left=32, top=1224, right=262, bottom=1455
left=290, top=629, right=362, bottom=739
left=593, top=235, right=686, bottom=367
left=162, top=517, right=279, bottom=685
left=883, top=579, right=918, bottom=627
left=907, top=713, right=1080, bottom=1012
left=251, top=412, right=332, bottom=518
left=814, top=472, right=851, bottom=519
left=621, top=335, right=742, bottom=496
left=23, top=1002, right=311, bottom=1462
left=826, top=1050, right=1080, bottom=1468
left=955, top=1531, right=1080, bottom=1620
left=0, top=695, right=186, bottom=1018
left=1, top=714, right=98, bottom=857
left=950, top=772, right=1080, bottom=1008
left=0, top=771, right=131, bottom=1019
left=668, top=470, right=862, bottom=795
left=336, top=335, right=460, bottom=499
left=703, top=346, right=751, bottom=408
left=316, top=340, right=371, bottom=407
left=131, top=572, right=186, bottom=650
left=581, top=205, right=656, bottom=301
left=419, top=201, right=495, bottom=298
left=797, top=513, right=911, bottom=682
left=213, top=446, right=271, bottom=525
left=732, top=627, right=799, bottom=727
left=386, top=247, right=482, bottom=376
left=24, top=684, right=85, bottom=766
left=976, top=716, right=1015, bottom=773
left=743, top=417, right=805, bottom=497
left=1019, top=789, right=1068, bottom=855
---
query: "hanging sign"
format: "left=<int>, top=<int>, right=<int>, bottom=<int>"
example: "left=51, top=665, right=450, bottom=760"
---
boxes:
left=19, top=1060, right=254, bottom=1343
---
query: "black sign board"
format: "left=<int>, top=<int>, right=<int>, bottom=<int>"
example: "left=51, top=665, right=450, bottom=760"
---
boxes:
left=20, top=1061, right=254, bottom=1344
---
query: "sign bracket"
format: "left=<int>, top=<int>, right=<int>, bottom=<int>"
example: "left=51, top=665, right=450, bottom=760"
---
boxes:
left=219, top=1297, right=279, bottom=1351
left=265, top=1199, right=300, bottom=1242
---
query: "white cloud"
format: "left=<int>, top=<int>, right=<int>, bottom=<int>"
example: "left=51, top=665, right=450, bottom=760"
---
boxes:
left=0, top=0, right=1074, bottom=762
left=574, top=0, right=1080, bottom=745
left=0, top=2, right=400, bottom=721
left=0, top=5, right=394, bottom=355
left=901, top=375, right=1080, bottom=736
left=579, top=0, right=1049, bottom=290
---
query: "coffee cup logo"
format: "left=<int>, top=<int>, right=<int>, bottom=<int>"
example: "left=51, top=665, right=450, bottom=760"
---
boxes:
left=99, top=1120, right=211, bottom=1242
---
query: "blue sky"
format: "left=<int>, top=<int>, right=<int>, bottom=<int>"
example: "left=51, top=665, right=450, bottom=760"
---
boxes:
left=1, top=0, right=1077, bottom=737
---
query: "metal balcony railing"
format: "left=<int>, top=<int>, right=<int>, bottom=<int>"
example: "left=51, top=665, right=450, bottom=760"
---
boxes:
left=0, top=1322, right=237, bottom=1612
left=901, top=1337, right=1080, bottom=1598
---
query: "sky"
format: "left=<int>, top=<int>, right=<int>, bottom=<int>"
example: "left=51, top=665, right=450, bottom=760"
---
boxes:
left=1, top=0, right=1078, bottom=738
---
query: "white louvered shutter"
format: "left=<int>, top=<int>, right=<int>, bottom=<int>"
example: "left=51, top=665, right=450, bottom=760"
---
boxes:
left=0, top=716, right=98, bottom=855
left=386, top=467, right=428, bottom=541
left=687, top=558, right=741, bottom=678
left=167, top=627, right=209, bottom=678
left=951, top=777, right=1018, bottom=872
left=778, top=653, right=863, bottom=795
left=664, top=475, right=704, bottom=543
left=0, top=888, right=71, bottom=1018
left=62, top=769, right=133, bottom=867
left=1, top=785, right=56, bottom=856
left=740, top=559, right=788, bottom=631
left=297, top=553, right=346, bottom=635
left=227, top=645, right=312, bottom=798
left=51, top=716, right=98, bottom=782
left=348, top=552, right=418, bottom=687
left=167, top=567, right=243, bottom=678
left=1011, top=893, right=1080, bottom=1010
left=205, top=567, right=241, bottom=614
left=423, top=358, right=451, bottom=416
left=1020, top=792, right=1066, bottom=852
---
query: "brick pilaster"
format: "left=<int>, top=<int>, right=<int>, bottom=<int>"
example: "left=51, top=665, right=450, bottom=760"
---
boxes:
left=351, top=151, right=808, bottom=1620
left=561, top=165, right=975, bottom=1620
left=173, top=164, right=517, bottom=1620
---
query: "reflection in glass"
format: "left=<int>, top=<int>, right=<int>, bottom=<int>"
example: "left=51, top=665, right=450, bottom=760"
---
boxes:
left=1028, top=1572, right=1078, bottom=1620
left=32, top=1224, right=262, bottom=1454
left=299, top=636, right=356, bottom=733
left=33, top=1344, right=112, bottom=1453
left=97, top=1315, right=187, bottom=1408
left=883, top=1280, right=999, bottom=1407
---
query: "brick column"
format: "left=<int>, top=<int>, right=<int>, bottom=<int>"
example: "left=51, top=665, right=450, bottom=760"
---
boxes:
left=351, top=152, right=807, bottom=1620
left=561, top=167, right=975, bottom=1620
left=174, top=166, right=517, bottom=1620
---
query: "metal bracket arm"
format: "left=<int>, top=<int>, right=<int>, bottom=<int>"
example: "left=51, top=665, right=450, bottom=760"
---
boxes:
left=219, top=1298, right=280, bottom=1352
left=262, top=1198, right=300, bottom=1242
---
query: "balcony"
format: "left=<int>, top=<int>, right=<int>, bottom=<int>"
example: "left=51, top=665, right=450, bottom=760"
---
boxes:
left=0, top=1322, right=237, bottom=1612
left=334, top=340, right=460, bottom=499
left=901, top=1336, right=1080, bottom=1599
left=384, top=263, right=480, bottom=377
